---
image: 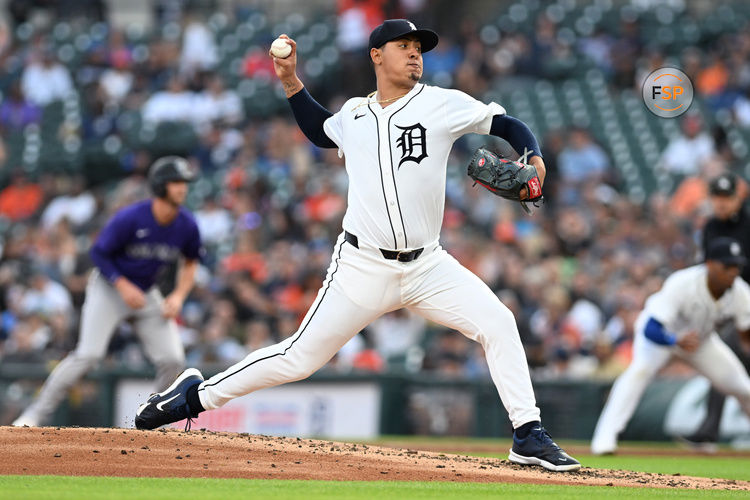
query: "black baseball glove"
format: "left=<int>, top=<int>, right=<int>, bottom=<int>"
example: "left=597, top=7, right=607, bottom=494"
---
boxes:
left=467, top=147, right=544, bottom=215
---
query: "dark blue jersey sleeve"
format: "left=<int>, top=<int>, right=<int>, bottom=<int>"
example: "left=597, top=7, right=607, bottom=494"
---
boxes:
left=89, top=209, right=133, bottom=283
left=490, top=114, right=542, bottom=160
left=287, top=88, right=337, bottom=149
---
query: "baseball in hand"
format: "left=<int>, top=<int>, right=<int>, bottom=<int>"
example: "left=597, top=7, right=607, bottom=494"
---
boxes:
left=270, top=38, right=292, bottom=58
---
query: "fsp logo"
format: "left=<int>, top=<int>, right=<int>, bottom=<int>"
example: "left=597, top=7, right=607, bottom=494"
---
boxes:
left=642, top=67, right=693, bottom=118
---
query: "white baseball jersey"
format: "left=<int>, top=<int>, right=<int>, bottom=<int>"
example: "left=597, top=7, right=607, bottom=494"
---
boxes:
left=643, top=264, right=750, bottom=342
left=323, top=83, right=505, bottom=250
left=591, top=264, right=750, bottom=454
left=194, top=82, right=544, bottom=430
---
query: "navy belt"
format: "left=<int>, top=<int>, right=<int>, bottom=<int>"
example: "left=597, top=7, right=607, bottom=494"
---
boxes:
left=344, top=231, right=424, bottom=262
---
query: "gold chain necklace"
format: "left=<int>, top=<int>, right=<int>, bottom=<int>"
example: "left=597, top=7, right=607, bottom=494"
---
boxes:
left=351, top=90, right=409, bottom=111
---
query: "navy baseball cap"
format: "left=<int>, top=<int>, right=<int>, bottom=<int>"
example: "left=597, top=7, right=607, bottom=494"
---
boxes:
left=706, top=237, right=746, bottom=267
left=708, top=172, right=737, bottom=196
left=368, top=19, right=439, bottom=53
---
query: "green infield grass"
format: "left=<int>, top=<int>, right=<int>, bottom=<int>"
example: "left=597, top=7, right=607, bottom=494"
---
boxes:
left=0, top=476, right=745, bottom=500
left=581, top=454, right=750, bottom=482
left=369, top=436, right=750, bottom=481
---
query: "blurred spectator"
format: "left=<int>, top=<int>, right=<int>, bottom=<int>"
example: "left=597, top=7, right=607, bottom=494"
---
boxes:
left=192, top=74, right=244, bottom=131
left=556, top=127, right=611, bottom=195
left=423, top=330, right=471, bottom=376
left=660, top=114, right=715, bottom=176
left=668, top=155, right=726, bottom=219
left=589, top=337, right=630, bottom=381
left=179, top=17, right=218, bottom=77
left=188, top=318, right=245, bottom=365
left=195, top=122, right=245, bottom=170
left=566, top=273, right=604, bottom=351
left=369, top=309, right=426, bottom=361
left=336, top=0, right=385, bottom=95
left=195, top=196, right=234, bottom=246
left=302, top=177, right=346, bottom=223
left=0, top=172, right=43, bottom=221
left=141, top=73, right=194, bottom=124
left=19, top=271, right=73, bottom=321
left=2, top=318, right=47, bottom=364
left=696, top=51, right=731, bottom=109
left=40, top=175, right=96, bottom=229
left=578, top=28, right=614, bottom=76
left=0, top=81, right=42, bottom=132
left=243, top=319, right=275, bottom=353
left=554, top=207, right=594, bottom=256
left=423, top=37, right=462, bottom=87
left=98, top=56, right=134, bottom=108
left=610, top=19, right=641, bottom=88
left=351, top=330, right=385, bottom=372
left=21, top=47, right=74, bottom=107
left=336, top=0, right=384, bottom=52
left=529, top=285, right=580, bottom=361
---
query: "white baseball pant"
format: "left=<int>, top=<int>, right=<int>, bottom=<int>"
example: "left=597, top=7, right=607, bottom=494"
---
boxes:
left=591, top=314, right=750, bottom=452
left=197, top=232, right=541, bottom=428
left=16, top=270, right=184, bottom=425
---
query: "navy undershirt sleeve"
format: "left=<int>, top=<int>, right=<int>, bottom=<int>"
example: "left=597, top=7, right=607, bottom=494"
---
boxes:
left=490, top=114, right=542, bottom=160
left=287, top=88, right=337, bottom=149
left=644, top=317, right=677, bottom=346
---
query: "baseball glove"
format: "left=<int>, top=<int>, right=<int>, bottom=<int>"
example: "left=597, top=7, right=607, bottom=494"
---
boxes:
left=467, top=147, right=544, bottom=215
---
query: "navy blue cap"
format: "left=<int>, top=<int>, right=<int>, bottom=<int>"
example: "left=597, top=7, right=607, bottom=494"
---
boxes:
left=706, top=237, right=746, bottom=267
left=368, top=19, right=439, bottom=53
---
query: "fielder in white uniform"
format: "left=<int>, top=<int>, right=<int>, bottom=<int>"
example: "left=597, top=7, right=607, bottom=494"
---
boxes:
left=591, top=237, right=750, bottom=455
left=135, top=19, right=580, bottom=472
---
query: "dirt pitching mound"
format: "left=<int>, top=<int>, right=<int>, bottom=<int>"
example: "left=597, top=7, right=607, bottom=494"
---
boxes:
left=0, top=426, right=747, bottom=490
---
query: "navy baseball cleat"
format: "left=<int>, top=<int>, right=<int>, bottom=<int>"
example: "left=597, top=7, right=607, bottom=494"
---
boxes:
left=509, top=425, right=581, bottom=472
left=135, top=368, right=204, bottom=430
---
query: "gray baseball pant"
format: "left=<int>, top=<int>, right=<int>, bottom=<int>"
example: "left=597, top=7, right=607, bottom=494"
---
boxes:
left=16, top=271, right=184, bottom=425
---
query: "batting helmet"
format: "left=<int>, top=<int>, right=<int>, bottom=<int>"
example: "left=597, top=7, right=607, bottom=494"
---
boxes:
left=148, top=156, right=196, bottom=198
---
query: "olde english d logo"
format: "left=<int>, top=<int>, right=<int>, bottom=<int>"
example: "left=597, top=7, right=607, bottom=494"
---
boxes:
left=395, top=123, right=428, bottom=168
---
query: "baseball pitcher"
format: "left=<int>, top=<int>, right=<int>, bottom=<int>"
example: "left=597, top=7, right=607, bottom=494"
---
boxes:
left=135, top=19, right=579, bottom=472
left=591, top=237, right=750, bottom=455
left=13, top=156, right=204, bottom=427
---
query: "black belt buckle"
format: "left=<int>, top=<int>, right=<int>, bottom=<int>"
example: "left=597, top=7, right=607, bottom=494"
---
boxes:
left=346, top=231, right=424, bottom=262
left=380, top=247, right=424, bottom=262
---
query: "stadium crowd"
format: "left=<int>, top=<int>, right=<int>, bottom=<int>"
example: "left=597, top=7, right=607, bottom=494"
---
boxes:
left=0, top=0, right=748, bottom=391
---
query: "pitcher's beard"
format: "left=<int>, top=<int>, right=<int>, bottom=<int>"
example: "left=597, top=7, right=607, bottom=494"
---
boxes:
left=408, top=71, right=420, bottom=81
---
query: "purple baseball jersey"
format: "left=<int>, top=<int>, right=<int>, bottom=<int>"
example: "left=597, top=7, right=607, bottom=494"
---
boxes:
left=90, top=199, right=204, bottom=291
